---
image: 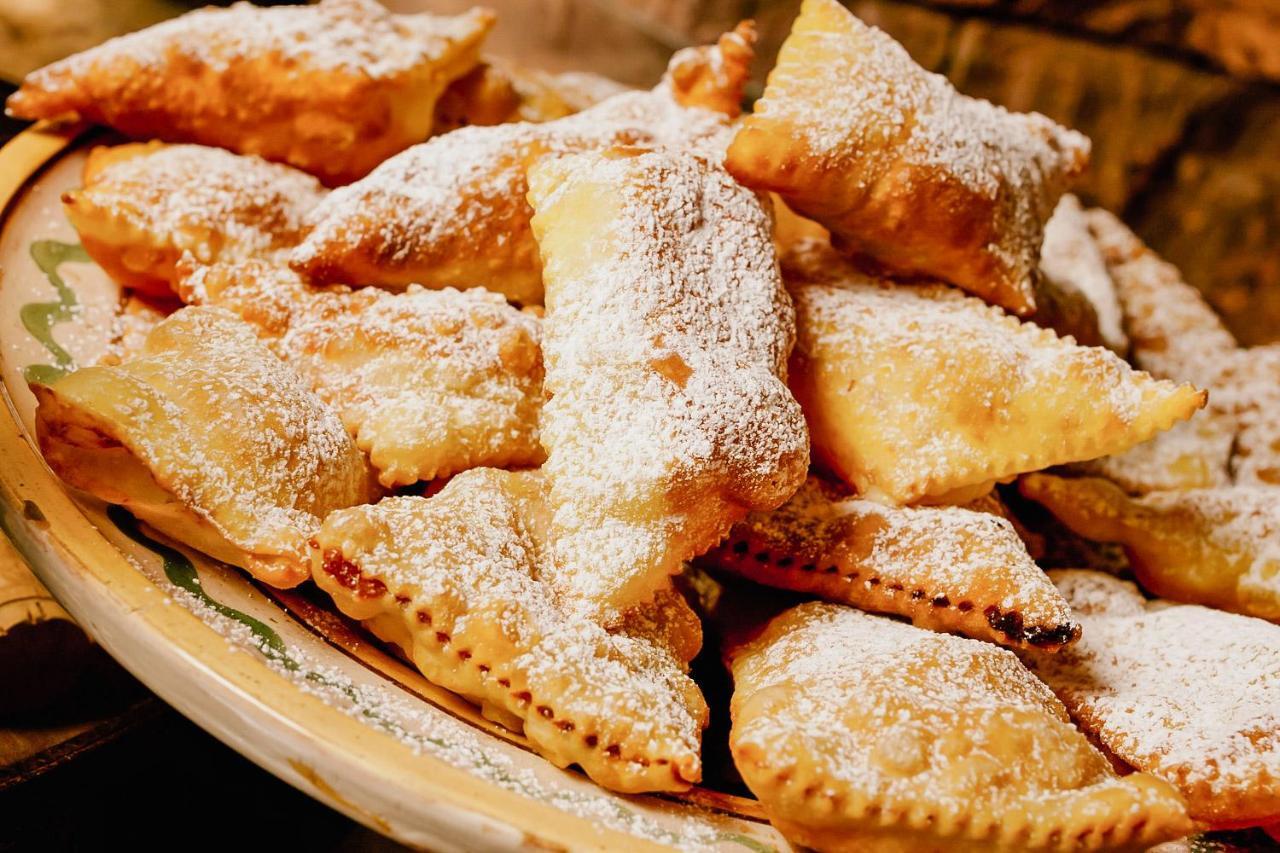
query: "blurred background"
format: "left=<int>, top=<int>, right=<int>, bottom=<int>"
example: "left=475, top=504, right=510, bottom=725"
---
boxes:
left=0, top=0, right=1276, bottom=850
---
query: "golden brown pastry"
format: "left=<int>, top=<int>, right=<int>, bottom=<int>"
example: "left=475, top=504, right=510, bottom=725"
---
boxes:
left=1023, top=570, right=1280, bottom=829
left=290, top=24, right=754, bottom=301
left=1020, top=473, right=1280, bottom=620
left=173, top=256, right=325, bottom=343
left=1212, top=344, right=1280, bottom=487
left=704, top=476, right=1079, bottom=650
left=727, top=602, right=1192, bottom=852
left=311, top=467, right=708, bottom=794
left=32, top=306, right=376, bottom=588
left=725, top=0, right=1089, bottom=315
left=784, top=241, right=1206, bottom=505
left=1039, top=195, right=1127, bottom=354
left=526, top=147, right=809, bottom=623
left=1071, top=414, right=1236, bottom=494
left=281, top=286, right=545, bottom=488
left=7, top=0, right=495, bottom=186
left=64, top=142, right=326, bottom=296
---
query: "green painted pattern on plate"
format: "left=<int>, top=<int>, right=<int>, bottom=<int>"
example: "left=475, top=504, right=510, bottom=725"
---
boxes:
left=21, top=240, right=90, bottom=385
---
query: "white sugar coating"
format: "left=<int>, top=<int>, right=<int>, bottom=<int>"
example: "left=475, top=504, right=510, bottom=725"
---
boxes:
left=727, top=477, right=1075, bottom=633
left=281, top=285, right=544, bottom=487
left=1084, top=207, right=1237, bottom=388
left=1027, top=570, right=1280, bottom=812
left=1211, top=344, right=1280, bottom=487
left=1071, top=409, right=1235, bottom=493
left=292, top=80, right=735, bottom=281
left=156, top=579, right=723, bottom=851
left=529, top=149, right=808, bottom=618
left=313, top=471, right=707, bottom=784
left=783, top=241, right=1198, bottom=501
left=29, top=0, right=492, bottom=82
left=78, top=143, right=326, bottom=265
left=1137, top=486, right=1280, bottom=607
left=1040, top=195, right=1128, bottom=353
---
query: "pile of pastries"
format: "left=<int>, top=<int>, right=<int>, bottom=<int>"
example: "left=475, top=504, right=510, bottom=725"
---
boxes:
left=9, top=0, right=1278, bottom=849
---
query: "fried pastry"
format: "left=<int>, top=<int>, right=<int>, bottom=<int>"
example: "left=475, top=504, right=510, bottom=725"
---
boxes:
left=1038, top=195, right=1127, bottom=353
left=1071, top=413, right=1235, bottom=493
left=725, top=0, right=1089, bottom=316
left=7, top=0, right=495, bottom=185
left=783, top=241, right=1205, bottom=505
left=727, top=602, right=1192, bottom=853
left=1020, top=473, right=1280, bottom=620
left=1212, top=344, right=1280, bottom=487
left=64, top=142, right=326, bottom=296
left=174, top=256, right=326, bottom=343
left=527, top=148, right=809, bottom=622
left=32, top=306, right=376, bottom=588
left=282, top=286, right=544, bottom=488
left=311, top=467, right=708, bottom=794
left=290, top=23, right=755, bottom=301
left=1023, top=570, right=1280, bottom=828
left=704, top=476, right=1079, bottom=650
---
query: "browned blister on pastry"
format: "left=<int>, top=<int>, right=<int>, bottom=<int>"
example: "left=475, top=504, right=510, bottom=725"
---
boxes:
left=1020, top=473, right=1280, bottom=620
left=281, top=286, right=544, bottom=488
left=526, top=147, right=809, bottom=622
left=783, top=241, right=1205, bottom=505
left=290, top=24, right=754, bottom=301
left=8, top=0, right=495, bottom=185
left=726, top=602, right=1192, bottom=853
left=1022, top=570, right=1280, bottom=829
left=704, top=477, right=1079, bottom=650
left=32, top=306, right=376, bottom=588
left=310, top=468, right=708, bottom=794
left=725, top=0, right=1089, bottom=316
left=63, top=142, right=326, bottom=296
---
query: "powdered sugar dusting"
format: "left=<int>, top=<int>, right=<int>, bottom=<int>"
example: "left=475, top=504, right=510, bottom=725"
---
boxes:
left=1025, top=570, right=1280, bottom=818
left=1040, top=194, right=1128, bottom=353
left=529, top=149, right=808, bottom=620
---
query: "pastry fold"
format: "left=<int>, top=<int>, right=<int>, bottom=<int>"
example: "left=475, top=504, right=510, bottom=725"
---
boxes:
left=1023, top=570, right=1280, bottom=829
left=726, top=602, right=1191, bottom=853
left=1020, top=473, right=1280, bottom=620
left=784, top=242, right=1205, bottom=505
left=526, top=147, right=809, bottom=622
left=704, top=476, right=1079, bottom=650
left=7, top=0, right=495, bottom=185
left=311, top=468, right=708, bottom=794
left=64, top=142, right=326, bottom=296
left=290, top=23, right=754, bottom=301
left=32, top=307, right=376, bottom=587
left=725, top=0, right=1089, bottom=315
left=1036, top=194, right=1127, bottom=353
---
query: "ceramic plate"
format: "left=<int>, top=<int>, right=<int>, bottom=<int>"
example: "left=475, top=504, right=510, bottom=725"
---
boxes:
left=0, top=127, right=1269, bottom=853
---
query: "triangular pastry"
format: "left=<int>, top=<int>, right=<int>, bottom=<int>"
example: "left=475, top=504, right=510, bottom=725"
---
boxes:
left=784, top=241, right=1206, bottom=505
left=289, top=24, right=755, bottom=302
left=281, top=285, right=545, bottom=488
left=7, top=0, right=495, bottom=185
left=1020, top=473, right=1280, bottom=620
left=704, top=476, right=1080, bottom=650
left=1037, top=194, right=1127, bottom=353
left=32, top=307, right=376, bottom=588
left=310, top=467, right=708, bottom=794
left=1022, top=570, right=1280, bottom=828
left=725, top=0, right=1089, bottom=315
left=175, top=258, right=546, bottom=488
left=726, top=602, right=1192, bottom=853
left=64, top=142, right=326, bottom=296
left=526, top=147, right=809, bottom=622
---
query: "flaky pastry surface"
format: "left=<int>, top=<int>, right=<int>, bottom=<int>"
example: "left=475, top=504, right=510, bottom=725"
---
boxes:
left=311, top=468, right=708, bottom=794
left=1020, top=473, right=1280, bottom=620
left=705, top=477, right=1079, bottom=649
left=32, top=307, right=375, bottom=587
left=64, top=142, right=326, bottom=296
left=7, top=0, right=495, bottom=185
left=727, top=602, right=1191, bottom=852
left=1023, top=570, right=1280, bottom=827
left=725, top=0, right=1089, bottom=316
left=527, top=147, right=809, bottom=622
left=784, top=242, right=1205, bottom=505
left=1036, top=194, right=1127, bottom=353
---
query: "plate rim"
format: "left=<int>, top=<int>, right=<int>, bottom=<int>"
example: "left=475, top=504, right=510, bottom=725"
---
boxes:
left=0, top=123, right=690, bottom=853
